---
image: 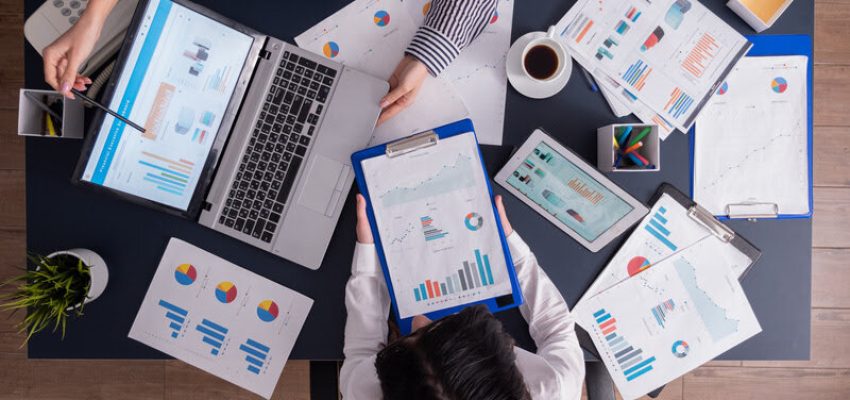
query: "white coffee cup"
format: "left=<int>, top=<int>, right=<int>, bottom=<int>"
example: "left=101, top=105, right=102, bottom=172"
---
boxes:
left=521, top=26, right=570, bottom=82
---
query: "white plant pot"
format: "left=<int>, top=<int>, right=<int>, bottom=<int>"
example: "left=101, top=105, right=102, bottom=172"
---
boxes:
left=46, top=249, right=109, bottom=309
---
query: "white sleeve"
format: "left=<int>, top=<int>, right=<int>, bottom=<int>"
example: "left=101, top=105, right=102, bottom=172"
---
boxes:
left=508, top=232, right=585, bottom=400
left=339, top=243, right=389, bottom=399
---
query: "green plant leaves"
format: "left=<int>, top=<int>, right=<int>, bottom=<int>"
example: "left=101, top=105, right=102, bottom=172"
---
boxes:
left=0, top=251, right=93, bottom=344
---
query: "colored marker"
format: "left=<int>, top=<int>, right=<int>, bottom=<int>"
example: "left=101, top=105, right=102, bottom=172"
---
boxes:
left=617, top=125, right=633, bottom=146
left=626, top=152, right=645, bottom=167
left=622, top=141, right=643, bottom=155
left=632, top=151, right=650, bottom=165
left=613, top=136, right=620, bottom=150
left=628, top=126, right=652, bottom=147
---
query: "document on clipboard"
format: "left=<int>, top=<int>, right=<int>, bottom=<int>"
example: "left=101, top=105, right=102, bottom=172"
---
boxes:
left=573, top=184, right=762, bottom=400
left=578, top=184, right=761, bottom=304
left=352, top=120, right=522, bottom=332
left=692, top=35, right=813, bottom=220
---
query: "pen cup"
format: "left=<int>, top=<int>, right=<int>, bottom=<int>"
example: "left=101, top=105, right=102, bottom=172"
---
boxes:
left=597, top=123, right=660, bottom=172
left=18, top=89, right=84, bottom=138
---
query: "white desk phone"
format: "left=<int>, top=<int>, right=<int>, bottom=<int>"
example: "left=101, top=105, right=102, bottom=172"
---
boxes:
left=24, top=0, right=139, bottom=77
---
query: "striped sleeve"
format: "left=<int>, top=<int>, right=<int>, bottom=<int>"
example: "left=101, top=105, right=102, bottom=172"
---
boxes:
left=405, top=0, right=499, bottom=76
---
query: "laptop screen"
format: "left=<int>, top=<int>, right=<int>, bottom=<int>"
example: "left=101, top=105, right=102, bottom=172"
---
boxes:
left=81, top=0, right=254, bottom=211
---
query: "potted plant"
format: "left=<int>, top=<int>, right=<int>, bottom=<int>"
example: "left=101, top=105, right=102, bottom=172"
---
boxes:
left=0, top=248, right=108, bottom=342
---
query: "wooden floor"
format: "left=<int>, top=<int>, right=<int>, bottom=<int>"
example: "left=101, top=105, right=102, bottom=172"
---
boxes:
left=1, top=1, right=848, bottom=399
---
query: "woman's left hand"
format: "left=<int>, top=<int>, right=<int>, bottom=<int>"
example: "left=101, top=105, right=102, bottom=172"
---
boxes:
left=355, top=194, right=374, bottom=244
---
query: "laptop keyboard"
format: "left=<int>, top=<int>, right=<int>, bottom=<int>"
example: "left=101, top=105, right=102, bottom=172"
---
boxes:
left=218, top=51, right=338, bottom=243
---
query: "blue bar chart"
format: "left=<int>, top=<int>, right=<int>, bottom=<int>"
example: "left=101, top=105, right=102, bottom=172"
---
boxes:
left=239, top=338, right=271, bottom=375
left=413, top=248, right=495, bottom=302
left=644, top=206, right=677, bottom=251
left=420, top=216, right=448, bottom=241
left=593, top=308, right=656, bottom=382
left=651, top=299, right=676, bottom=328
left=158, top=299, right=188, bottom=339
left=139, top=151, right=194, bottom=197
left=196, top=318, right=229, bottom=356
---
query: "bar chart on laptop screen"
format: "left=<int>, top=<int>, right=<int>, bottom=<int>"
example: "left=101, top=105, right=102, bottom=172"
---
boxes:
left=81, top=0, right=254, bottom=211
left=361, top=134, right=513, bottom=318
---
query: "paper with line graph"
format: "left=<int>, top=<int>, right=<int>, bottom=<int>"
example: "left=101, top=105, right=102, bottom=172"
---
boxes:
left=577, top=193, right=752, bottom=305
left=694, top=56, right=809, bottom=217
left=360, top=133, right=511, bottom=318
left=574, top=236, right=761, bottom=400
left=554, top=0, right=750, bottom=133
left=129, top=238, right=313, bottom=399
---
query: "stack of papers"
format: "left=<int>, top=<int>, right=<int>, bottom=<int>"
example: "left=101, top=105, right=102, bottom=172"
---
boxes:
left=574, top=193, right=761, bottom=400
left=129, top=238, right=313, bottom=399
left=554, top=0, right=751, bottom=139
left=295, top=0, right=513, bottom=146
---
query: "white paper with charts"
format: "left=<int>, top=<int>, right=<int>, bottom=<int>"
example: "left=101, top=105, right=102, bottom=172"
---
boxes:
left=294, top=0, right=469, bottom=146
left=577, top=193, right=751, bottom=304
left=128, top=238, right=313, bottom=399
left=405, top=0, right=514, bottom=145
left=554, top=0, right=750, bottom=133
left=361, top=133, right=511, bottom=318
left=575, top=237, right=761, bottom=400
left=694, top=56, right=809, bottom=217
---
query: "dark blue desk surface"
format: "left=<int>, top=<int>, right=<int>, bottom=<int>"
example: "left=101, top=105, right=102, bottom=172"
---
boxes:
left=25, top=0, right=812, bottom=360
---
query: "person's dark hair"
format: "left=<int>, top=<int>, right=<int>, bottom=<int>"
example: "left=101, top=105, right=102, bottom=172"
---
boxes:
left=375, top=305, right=530, bottom=400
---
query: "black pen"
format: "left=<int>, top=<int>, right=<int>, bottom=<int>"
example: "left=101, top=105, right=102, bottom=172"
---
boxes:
left=23, top=92, right=63, bottom=121
left=70, top=88, right=146, bottom=133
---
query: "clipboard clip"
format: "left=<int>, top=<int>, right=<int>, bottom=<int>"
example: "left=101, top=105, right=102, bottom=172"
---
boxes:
left=688, top=203, right=734, bottom=243
left=725, top=202, right=779, bottom=220
left=385, top=130, right=439, bottom=158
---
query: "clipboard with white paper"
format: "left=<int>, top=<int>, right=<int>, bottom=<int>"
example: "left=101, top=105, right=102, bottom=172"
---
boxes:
left=691, top=35, right=813, bottom=220
left=351, top=119, right=522, bottom=335
left=578, top=183, right=761, bottom=305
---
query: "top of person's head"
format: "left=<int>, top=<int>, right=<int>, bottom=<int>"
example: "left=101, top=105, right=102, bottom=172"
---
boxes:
left=375, top=305, right=530, bottom=400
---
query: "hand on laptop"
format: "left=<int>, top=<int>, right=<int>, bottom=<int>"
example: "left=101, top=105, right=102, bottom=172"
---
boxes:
left=43, top=0, right=117, bottom=99
left=377, top=55, right=429, bottom=126
left=355, top=194, right=374, bottom=244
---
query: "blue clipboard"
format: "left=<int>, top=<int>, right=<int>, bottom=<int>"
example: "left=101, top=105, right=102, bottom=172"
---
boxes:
left=351, top=119, right=523, bottom=335
left=689, top=34, right=813, bottom=220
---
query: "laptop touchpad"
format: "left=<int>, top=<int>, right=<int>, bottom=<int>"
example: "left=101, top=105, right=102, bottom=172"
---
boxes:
left=298, top=155, right=343, bottom=214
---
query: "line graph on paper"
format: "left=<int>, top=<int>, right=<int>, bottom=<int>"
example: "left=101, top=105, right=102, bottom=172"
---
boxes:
left=699, top=130, right=800, bottom=192
left=378, top=153, right=477, bottom=208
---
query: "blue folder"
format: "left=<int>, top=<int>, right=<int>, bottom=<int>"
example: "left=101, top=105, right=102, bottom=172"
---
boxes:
left=689, top=34, right=813, bottom=220
left=351, top=119, right=523, bottom=334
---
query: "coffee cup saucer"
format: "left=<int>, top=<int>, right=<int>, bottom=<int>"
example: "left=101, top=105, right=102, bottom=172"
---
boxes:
left=507, top=32, right=572, bottom=99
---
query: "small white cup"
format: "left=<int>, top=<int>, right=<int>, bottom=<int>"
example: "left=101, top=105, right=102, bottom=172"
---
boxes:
left=521, top=26, right=569, bottom=82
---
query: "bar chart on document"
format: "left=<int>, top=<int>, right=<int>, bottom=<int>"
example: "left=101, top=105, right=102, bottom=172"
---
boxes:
left=581, top=194, right=711, bottom=300
left=361, top=134, right=512, bottom=318
left=129, top=239, right=313, bottom=399
left=576, top=238, right=761, bottom=400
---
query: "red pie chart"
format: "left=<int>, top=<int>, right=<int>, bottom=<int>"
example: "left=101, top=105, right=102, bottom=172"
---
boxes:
left=627, top=256, right=651, bottom=276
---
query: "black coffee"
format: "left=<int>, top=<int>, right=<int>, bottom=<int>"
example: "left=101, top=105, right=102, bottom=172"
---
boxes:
left=524, top=45, right=559, bottom=80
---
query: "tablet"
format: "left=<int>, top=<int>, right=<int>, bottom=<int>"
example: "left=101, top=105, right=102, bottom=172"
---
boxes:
left=495, top=129, right=648, bottom=252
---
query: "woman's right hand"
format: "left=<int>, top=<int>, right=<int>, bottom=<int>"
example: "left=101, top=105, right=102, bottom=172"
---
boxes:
left=43, top=0, right=117, bottom=98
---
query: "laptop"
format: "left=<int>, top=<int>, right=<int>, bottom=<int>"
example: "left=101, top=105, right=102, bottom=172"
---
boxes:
left=73, top=0, right=389, bottom=269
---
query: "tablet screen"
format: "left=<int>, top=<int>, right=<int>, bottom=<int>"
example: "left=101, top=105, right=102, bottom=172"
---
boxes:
left=505, top=142, right=634, bottom=241
left=80, top=0, right=254, bottom=211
